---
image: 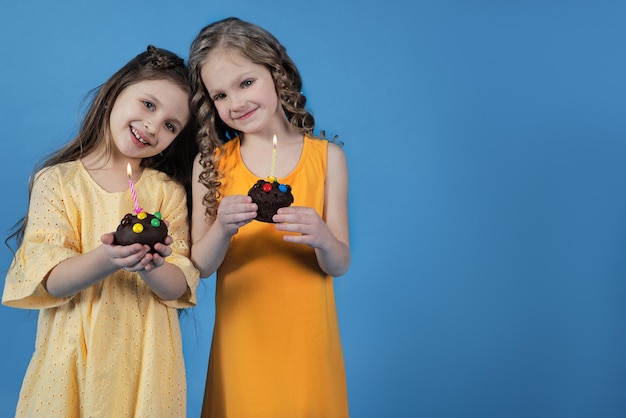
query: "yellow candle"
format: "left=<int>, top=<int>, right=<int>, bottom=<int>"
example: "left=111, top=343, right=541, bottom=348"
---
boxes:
left=268, top=134, right=277, bottom=182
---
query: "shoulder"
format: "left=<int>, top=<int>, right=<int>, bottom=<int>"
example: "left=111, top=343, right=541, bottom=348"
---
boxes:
left=143, top=167, right=175, bottom=182
left=219, top=137, right=239, bottom=159
left=143, top=168, right=185, bottom=194
left=326, top=140, right=346, bottom=161
left=304, top=135, right=345, bottom=157
left=318, top=136, right=347, bottom=171
left=142, top=167, right=170, bottom=185
left=327, top=143, right=347, bottom=178
left=192, top=152, right=202, bottom=174
left=215, top=137, right=240, bottom=172
left=32, top=161, right=79, bottom=185
left=223, top=137, right=239, bottom=151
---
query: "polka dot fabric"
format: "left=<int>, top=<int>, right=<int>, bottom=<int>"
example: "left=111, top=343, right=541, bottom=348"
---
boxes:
left=3, top=161, right=199, bottom=417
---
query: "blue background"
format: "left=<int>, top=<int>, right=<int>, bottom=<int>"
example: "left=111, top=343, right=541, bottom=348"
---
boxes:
left=1, top=1, right=626, bottom=417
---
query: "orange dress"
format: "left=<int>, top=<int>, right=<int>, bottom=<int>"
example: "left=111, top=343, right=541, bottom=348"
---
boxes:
left=201, top=136, right=349, bottom=418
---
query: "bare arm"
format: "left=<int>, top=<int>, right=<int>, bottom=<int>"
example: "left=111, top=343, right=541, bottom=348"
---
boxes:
left=274, top=142, right=351, bottom=277
left=190, top=154, right=257, bottom=278
left=45, top=234, right=188, bottom=301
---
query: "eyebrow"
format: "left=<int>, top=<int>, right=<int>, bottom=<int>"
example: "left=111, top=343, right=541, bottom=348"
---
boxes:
left=143, top=93, right=185, bottom=127
left=206, top=71, right=257, bottom=97
left=206, top=88, right=220, bottom=98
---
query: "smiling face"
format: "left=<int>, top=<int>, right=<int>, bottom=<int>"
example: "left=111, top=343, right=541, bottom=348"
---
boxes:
left=200, top=48, right=281, bottom=136
left=108, top=79, right=190, bottom=160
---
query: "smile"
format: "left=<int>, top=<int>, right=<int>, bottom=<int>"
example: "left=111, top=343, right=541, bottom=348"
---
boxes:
left=131, top=127, right=150, bottom=145
left=234, top=108, right=257, bottom=122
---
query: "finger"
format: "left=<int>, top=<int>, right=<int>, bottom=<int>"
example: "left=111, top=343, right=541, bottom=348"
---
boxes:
left=111, top=243, right=148, bottom=259
left=274, top=221, right=302, bottom=233
left=135, top=252, right=155, bottom=267
left=100, top=233, right=116, bottom=245
left=227, top=211, right=257, bottom=224
left=113, top=245, right=151, bottom=266
left=221, top=203, right=257, bottom=218
left=234, top=218, right=255, bottom=228
left=152, top=242, right=173, bottom=257
left=150, top=253, right=166, bottom=266
left=274, top=207, right=316, bottom=223
left=273, top=213, right=310, bottom=225
left=282, top=233, right=310, bottom=244
left=275, top=206, right=308, bottom=215
left=142, top=261, right=157, bottom=271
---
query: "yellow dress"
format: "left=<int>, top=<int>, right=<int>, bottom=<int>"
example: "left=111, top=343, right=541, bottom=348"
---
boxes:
left=201, top=136, right=349, bottom=418
left=2, top=160, right=199, bottom=418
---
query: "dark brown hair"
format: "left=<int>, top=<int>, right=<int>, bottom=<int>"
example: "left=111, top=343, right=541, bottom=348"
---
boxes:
left=7, top=46, right=198, bottom=250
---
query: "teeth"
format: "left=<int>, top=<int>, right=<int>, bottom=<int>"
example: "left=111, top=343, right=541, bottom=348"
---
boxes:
left=131, top=128, right=148, bottom=145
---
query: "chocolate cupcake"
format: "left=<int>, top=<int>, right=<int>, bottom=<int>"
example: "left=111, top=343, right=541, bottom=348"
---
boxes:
left=247, top=179, right=294, bottom=223
left=114, top=211, right=168, bottom=253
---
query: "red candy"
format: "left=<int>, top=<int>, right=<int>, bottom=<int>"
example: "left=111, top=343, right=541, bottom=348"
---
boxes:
left=262, top=182, right=272, bottom=192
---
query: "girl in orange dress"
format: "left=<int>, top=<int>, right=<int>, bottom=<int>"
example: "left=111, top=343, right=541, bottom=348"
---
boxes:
left=3, top=46, right=199, bottom=417
left=189, top=17, right=351, bottom=418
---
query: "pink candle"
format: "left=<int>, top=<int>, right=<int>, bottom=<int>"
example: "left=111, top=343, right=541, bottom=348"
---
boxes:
left=126, top=163, right=142, bottom=214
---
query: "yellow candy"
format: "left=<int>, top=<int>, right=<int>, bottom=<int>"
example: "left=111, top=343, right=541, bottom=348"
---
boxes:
left=132, top=223, right=144, bottom=234
left=268, top=176, right=277, bottom=183
left=137, top=212, right=147, bottom=220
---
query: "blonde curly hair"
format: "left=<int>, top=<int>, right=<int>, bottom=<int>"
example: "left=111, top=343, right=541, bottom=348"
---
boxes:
left=188, top=17, right=315, bottom=218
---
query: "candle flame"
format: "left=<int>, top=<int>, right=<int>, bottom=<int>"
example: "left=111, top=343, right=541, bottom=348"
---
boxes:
left=272, top=134, right=277, bottom=149
left=127, top=163, right=132, bottom=178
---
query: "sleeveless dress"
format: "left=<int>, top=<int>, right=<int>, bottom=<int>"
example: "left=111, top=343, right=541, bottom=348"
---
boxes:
left=201, top=136, right=349, bottom=418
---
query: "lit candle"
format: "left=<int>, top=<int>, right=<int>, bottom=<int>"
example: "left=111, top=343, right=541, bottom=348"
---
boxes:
left=127, top=163, right=143, bottom=214
left=268, top=134, right=277, bottom=182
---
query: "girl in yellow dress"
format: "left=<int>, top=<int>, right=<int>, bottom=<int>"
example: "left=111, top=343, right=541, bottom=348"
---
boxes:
left=189, top=17, right=351, bottom=418
left=3, top=46, right=200, bottom=417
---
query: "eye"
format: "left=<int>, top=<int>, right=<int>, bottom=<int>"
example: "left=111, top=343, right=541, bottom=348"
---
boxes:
left=212, top=93, right=226, bottom=102
left=165, top=122, right=176, bottom=133
left=143, top=101, right=155, bottom=111
left=241, top=79, right=254, bottom=89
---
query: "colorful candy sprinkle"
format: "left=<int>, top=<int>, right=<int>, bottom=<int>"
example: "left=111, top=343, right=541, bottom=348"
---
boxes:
left=151, top=218, right=161, bottom=227
left=262, top=182, right=272, bottom=192
left=137, top=212, right=147, bottom=220
left=278, top=184, right=288, bottom=193
left=132, top=223, right=144, bottom=234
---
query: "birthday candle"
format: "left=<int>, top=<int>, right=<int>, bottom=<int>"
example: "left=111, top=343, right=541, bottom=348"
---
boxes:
left=268, top=134, right=277, bottom=182
left=127, top=163, right=143, bottom=214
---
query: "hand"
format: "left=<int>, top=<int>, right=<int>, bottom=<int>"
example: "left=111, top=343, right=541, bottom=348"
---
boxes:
left=214, top=195, right=257, bottom=237
left=272, top=206, right=332, bottom=249
left=144, top=235, right=174, bottom=271
left=100, top=232, right=163, bottom=272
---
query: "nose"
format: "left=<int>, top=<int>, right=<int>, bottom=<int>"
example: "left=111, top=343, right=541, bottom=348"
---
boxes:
left=229, top=92, right=246, bottom=112
left=143, top=118, right=157, bottom=137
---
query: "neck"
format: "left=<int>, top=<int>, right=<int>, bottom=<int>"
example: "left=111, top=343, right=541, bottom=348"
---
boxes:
left=81, top=149, right=142, bottom=174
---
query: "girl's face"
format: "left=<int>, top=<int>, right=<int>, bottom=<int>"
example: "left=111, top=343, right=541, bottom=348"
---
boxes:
left=200, top=48, right=281, bottom=135
left=109, top=79, right=190, bottom=160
